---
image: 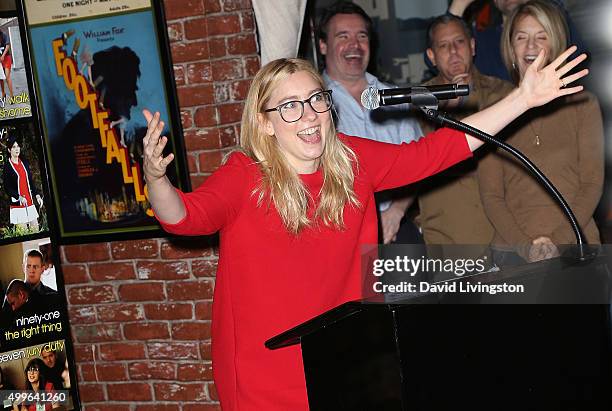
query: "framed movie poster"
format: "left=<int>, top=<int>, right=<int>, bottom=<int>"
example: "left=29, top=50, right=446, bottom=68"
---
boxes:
left=0, top=237, right=80, bottom=410
left=0, top=11, right=50, bottom=246
left=19, top=0, right=190, bottom=243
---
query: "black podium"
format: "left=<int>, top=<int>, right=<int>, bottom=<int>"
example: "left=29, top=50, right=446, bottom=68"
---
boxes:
left=267, top=255, right=612, bottom=411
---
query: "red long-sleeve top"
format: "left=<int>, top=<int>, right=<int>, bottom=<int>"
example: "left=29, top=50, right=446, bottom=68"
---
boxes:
left=159, top=130, right=471, bottom=410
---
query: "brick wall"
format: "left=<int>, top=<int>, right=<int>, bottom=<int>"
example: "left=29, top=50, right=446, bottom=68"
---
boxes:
left=60, top=1, right=259, bottom=409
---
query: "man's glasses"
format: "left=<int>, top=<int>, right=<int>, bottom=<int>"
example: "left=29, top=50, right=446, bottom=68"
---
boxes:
left=264, top=90, right=333, bottom=123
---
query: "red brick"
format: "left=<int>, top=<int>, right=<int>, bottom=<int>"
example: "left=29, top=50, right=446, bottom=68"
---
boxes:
left=206, top=15, right=241, bottom=36
left=183, top=405, right=220, bottom=411
left=208, top=37, right=227, bottom=58
left=171, top=322, right=211, bottom=340
left=61, top=264, right=89, bottom=284
left=244, top=56, right=260, bottom=76
left=219, top=103, right=243, bottom=124
left=208, top=382, right=219, bottom=401
left=69, top=285, right=115, bottom=305
left=177, top=362, right=213, bottom=381
left=212, top=59, right=243, bottom=81
left=99, top=342, right=146, bottom=361
left=147, top=342, right=200, bottom=360
left=118, top=283, right=165, bottom=301
left=74, top=344, right=95, bottom=362
left=129, top=362, right=177, bottom=380
left=240, top=11, right=255, bottom=31
left=154, top=383, right=207, bottom=401
left=97, top=304, right=144, bottom=322
left=188, top=154, right=198, bottom=173
left=94, top=363, right=128, bottom=381
left=171, top=40, right=210, bottom=64
left=144, top=303, right=193, bottom=320
left=78, top=383, right=106, bottom=402
left=184, top=128, right=220, bottom=150
left=74, top=324, right=122, bottom=343
left=79, top=363, right=96, bottom=381
left=228, top=34, right=257, bottom=55
left=85, top=405, right=130, bottom=411
left=194, top=107, right=219, bottom=129
left=63, top=243, right=110, bottom=262
left=161, top=240, right=215, bottom=259
left=167, top=22, right=184, bottom=42
left=164, top=0, right=204, bottom=20
left=167, top=280, right=214, bottom=301
left=181, top=109, right=194, bottom=129
left=192, top=259, right=217, bottom=277
left=107, top=382, right=152, bottom=401
left=111, top=239, right=159, bottom=259
left=224, top=0, right=250, bottom=11
left=135, top=405, right=180, bottom=411
left=195, top=301, right=213, bottom=320
left=198, top=151, right=223, bottom=173
left=69, top=306, right=97, bottom=324
left=124, top=322, right=170, bottom=340
left=214, top=83, right=229, bottom=103
left=200, top=341, right=212, bottom=360
left=229, top=79, right=251, bottom=101
left=184, top=17, right=208, bottom=40
left=204, top=0, right=222, bottom=14
left=89, top=262, right=136, bottom=281
left=178, top=84, right=214, bottom=107
left=174, top=65, right=185, bottom=86
left=136, top=260, right=190, bottom=280
left=186, top=62, right=213, bottom=84
left=220, top=126, right=237, bottom=147
left=190, top=175, right=207, bottom=188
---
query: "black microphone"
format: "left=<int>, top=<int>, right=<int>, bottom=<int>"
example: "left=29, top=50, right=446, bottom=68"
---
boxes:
left=361, top=84, right=470, bottom=110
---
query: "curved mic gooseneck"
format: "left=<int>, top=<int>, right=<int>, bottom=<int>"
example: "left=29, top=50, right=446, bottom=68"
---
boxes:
left=359, top=85, right=596, bottom=262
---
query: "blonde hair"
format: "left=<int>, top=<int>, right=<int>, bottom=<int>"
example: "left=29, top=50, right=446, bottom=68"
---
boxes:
left=501, top=0, right=568, bottom=84
left=239, top=58, right=360, bottom=234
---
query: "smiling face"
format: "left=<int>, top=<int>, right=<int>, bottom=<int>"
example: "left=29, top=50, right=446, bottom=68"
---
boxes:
left=27, top=366, right=40, bottom=384
left=259, top=70, right=331, bottom=174
left=511, top=14, right=551, bottom=80
left=319, top=13, right=370, bottom=83
left=427, top=20, right=475, bottom=83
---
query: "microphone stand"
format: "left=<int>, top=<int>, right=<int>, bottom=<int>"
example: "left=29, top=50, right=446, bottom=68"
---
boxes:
left=414, top=94, right=597, bottom=263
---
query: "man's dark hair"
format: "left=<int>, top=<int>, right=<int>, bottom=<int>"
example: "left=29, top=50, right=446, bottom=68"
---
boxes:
left=6, top=279, right=29, bottom=297
left=316, top=1, right=373, bottom=43
left=427, top=14, right=473, bottom=48
left=26, top=249, right=44, bottom=264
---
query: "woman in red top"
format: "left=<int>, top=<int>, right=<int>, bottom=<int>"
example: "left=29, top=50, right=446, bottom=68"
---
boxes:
left=142, top=50, right=586, bottom=410
left=2, top=134, right=43, bottom=232
left=14, top=358, right=59, bottom=411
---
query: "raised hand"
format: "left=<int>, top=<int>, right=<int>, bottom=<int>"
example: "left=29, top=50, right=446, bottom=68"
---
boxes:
left=519, top=45, right=588, bottom=110
left=142, top=109, right=175, bottom=184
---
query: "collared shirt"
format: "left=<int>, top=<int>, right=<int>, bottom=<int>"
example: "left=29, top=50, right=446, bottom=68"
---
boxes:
left=322, top=71, right=422, bottom=145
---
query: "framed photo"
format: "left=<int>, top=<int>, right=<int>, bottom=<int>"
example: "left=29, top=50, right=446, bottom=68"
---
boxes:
left=18, top=0, right=190, bottom=243
left=0, top=237, right=80, bottom=410
left=0, top=12, right=33, bottom=122
left=0, top=121, right=50, bottom=244
left=0, top=11, right=50, bottom=246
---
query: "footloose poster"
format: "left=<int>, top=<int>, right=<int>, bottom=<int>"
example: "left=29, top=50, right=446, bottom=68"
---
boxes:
left=21, top=0, right=189, bottom=243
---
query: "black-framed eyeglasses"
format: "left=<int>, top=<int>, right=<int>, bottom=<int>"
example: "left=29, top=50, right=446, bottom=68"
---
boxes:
left=264, top=90, right=333, bottom=123
left=27, top=367, right=39, bottom=372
